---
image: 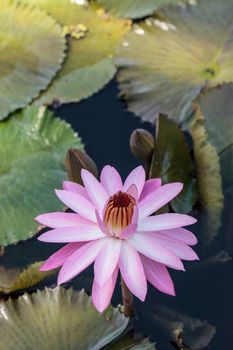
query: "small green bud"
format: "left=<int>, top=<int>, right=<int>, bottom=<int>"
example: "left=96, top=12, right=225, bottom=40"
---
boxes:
left=130, top=129, right=154, bottom=161
left=65, top=148, right=98, bottom=185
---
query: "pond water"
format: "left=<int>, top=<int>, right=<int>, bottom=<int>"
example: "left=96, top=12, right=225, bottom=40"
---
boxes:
left=1, top=81, right=232, bottom=350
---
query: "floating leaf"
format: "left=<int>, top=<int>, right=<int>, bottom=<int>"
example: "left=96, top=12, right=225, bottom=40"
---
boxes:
left=96, top=0, right=180, bottom=19
left=115, top=0, right=233, bottom=124
left=195, top=84, right=233, bottom=154
left=0, top=288, right=129, bottom=350
left=0, top=262, right=54, bottom=294
left=191, top=109, right=224, bottom=209
left=0, top=106, right=83, bottom=246
left=150, top=115, right=197, bottom=213
left=27, top=0, right=130, bottom=105
left=0, top=0, right=65, bottom=120
left=191, top=107, right=223, bottom=245
left=195, top=85, right=233, bottom=195
left=192, top=84, right=233, bottom=245
left=106, top=332, right=155, bottom=349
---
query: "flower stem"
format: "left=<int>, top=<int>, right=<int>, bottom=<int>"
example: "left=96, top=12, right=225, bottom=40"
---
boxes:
left=120, top=275, right=135, bottom=317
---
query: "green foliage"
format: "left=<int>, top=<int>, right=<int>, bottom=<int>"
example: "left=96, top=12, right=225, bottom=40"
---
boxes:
left=0, top=106, right=83, bottom=246
left=97, top=0, right=181, bottom=19
left=106, top=332, right=155, bottom=349
left=0, top=0, right=65, bottom=120
left=150, top=115, right=197, bottom=213
left=0, top=288, right=129, bottom=350
left=0, top=262, right=55, bottom=294
left=191, top=85, right=233, bottom=245
left=27, top=0, right=131, bottom=106
left=115, top=0, right=233, bottom=124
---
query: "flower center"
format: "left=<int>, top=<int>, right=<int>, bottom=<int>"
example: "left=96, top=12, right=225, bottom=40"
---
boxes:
left=103, top=191, right=136, bottom=237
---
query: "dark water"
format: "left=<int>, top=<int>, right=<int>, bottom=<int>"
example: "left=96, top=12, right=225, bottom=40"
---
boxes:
left=1, top=81, right=232, bottom=350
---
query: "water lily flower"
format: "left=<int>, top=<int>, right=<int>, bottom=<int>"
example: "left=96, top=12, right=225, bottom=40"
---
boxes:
left=36, top=166, right=198, bottom=312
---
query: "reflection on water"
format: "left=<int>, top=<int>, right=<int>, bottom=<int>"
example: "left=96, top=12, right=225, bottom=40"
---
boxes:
left=0, top=82, right=232, bottom=349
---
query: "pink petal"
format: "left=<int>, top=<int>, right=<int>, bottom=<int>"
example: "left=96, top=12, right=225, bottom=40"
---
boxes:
left=62, top=181, right=89, bottom=199
left=123, top=166, right=145, bottom=197
left=94, top=238, right=121, bottom=288
left=148, top=232, right=199, bottom=261
left=132, top=206, right=139, bottom=224
left=38, top=226, right=104, bottom=243
left=138, top=182, right=183, bottom=220
left=40, top=243, right=84, bottom=271
left=92, top=267, right=118, bottom=313
left=95, top=210, right=110, bottom=235
left=55, top=189, right=96, bottom=222
left=100, top=165, right=123, bottom=195
left=128, top=233, right=185, bottom=270
left=57, top=238, right=106, bottom=285
left=120, top=223, right=137, bottom=239
left=137, top=213, right=197, bottom=232
left=160, top=228, right=198, bottom=246
left=141, top=255, right=175, bottom=296
left=35, top=212, right=84, bottom=228
left=119, top=241, right=147, bottom=301
left=126, top=184, right=138, bottom=201
left=139, top=178, right=161, bottom=201
left=81, top=169, right=108, bottom=215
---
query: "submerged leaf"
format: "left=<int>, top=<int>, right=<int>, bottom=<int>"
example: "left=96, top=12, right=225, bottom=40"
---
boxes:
left=27, top=0, right=131, bottom=105
left=0, top=0, right=65, bottom=120
left=150, top=115, right=197, bottom=213
left=96, top=0, right=181, bottom=19
left=150, top=304, right=216, bottom=350
left=0, top=262, right=54, bottom=294
left=115, top=0, right=233, bottom=123
left=0, top=106, right=83, bottom=246
left=0, top=288, right=129, bottom=350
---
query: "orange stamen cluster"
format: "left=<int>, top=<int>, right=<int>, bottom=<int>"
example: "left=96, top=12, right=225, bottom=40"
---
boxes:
left=103, top=191, right=136, bottom=237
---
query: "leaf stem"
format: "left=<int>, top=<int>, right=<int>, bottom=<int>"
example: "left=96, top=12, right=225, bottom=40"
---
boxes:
left=120, top=275, right=135, bottom=317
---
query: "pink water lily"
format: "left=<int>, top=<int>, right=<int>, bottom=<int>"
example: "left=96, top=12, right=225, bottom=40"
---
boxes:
left=36, top=166, right=198, bottom=312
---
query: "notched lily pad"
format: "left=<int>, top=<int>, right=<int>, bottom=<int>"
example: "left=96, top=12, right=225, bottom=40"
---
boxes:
left=28, top=0, right=131, bottom=106
left=150, top=115, right=197, bottom=213
left=115, top=0, right=233, bottom=124
left=0, top=287, right=129, bottom=350
left=96, top=0, right=181, bottom=19
left=0, top=262, right=55, bottom=294
left=0, top=105, right=83, bottom=246
left=0, top=0, right=65, bottom=120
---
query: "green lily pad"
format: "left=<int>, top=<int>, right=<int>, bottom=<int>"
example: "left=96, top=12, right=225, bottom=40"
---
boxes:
left=150, top=115, right=197, bottom=213
left=0, top=105, right=83, bottom=246
left=195, top=84, right=233, bottom=154
left=0, top=0, right=65, bottom=120
left=96, top=0, right=181, bottom=19
left=115, top=0, right=233, bottom=124
left=106, top=333, right=155, bottom=349
left=191, top=109, right=223, bottom=245
left=27, top=0, right=130, bottom=106
left=191, top=109, right=224, bottom=209
left=0, top=262, right=55, bottom=294
left=0, top=288, right=129, bottom=350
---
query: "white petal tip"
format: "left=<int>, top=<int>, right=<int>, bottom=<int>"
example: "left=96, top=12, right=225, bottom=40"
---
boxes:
left=39, top=265, right=47, bottom=272
left=138, top=294, right=146, bottom=302
left=94, top=304, right=106, bottom=313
